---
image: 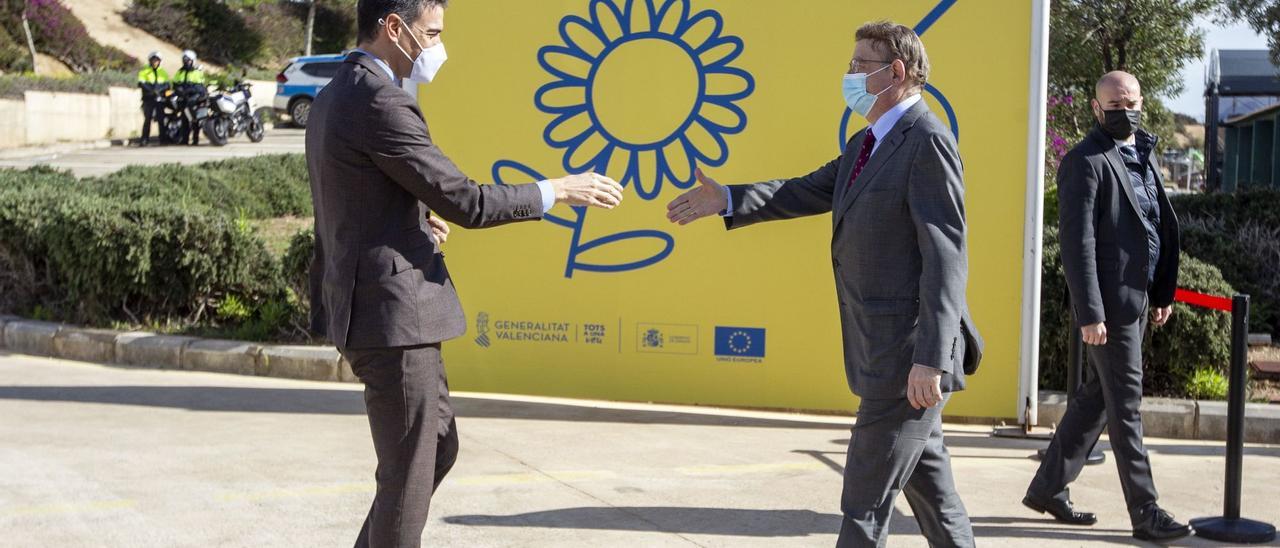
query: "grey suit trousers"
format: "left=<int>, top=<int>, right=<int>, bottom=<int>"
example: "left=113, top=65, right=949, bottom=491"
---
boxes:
left=837, top=396, right=973, bottom=547
left=1029, top=311, right=1159, bottom=525
left=346, top=344, right=460, bottom=548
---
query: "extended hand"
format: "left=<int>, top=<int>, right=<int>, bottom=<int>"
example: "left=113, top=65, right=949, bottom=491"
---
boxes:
left=550, top=172, right=625, bottom=209
left=1151, top=306, right=1174, bottom=327
left=907, top=365, right=943, bottom=410
left=666, top=168, right=727, bottom=225
left=427, top=216, right=449, bottom=245
left=1081, top=322, right=1107, bottom=345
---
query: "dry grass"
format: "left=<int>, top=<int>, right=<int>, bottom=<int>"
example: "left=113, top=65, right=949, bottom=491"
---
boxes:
left=252, top=216, right=313, bottom=258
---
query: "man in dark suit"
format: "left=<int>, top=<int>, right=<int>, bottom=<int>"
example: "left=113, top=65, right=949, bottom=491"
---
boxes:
left=666, top=21, right=982, bottom=547
left=306, top=1, right=625, bottom=546
left=1024, top=71, right=1188, bottom=542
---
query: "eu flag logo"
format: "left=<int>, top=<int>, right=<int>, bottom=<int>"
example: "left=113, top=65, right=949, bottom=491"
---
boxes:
left=715, top=327, right=766, bottom=358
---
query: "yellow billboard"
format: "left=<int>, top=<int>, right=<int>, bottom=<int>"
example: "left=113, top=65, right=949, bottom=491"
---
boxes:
left=421, top=0, right=1047, bottom=418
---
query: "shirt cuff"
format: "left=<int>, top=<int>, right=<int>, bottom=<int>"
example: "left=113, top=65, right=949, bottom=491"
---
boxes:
left=720, top=185, right=733, bottom=217
left=535, top=180, right=556, bottom=214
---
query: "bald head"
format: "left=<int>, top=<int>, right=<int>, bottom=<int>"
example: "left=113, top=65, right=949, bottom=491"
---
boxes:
left=1091, top=71, right=1144, bottom=139
left=1095, top=71, right=1141, bottom=99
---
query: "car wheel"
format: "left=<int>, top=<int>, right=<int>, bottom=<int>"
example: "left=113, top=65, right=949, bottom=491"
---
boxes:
left=290, top=97, right=313, bottom=128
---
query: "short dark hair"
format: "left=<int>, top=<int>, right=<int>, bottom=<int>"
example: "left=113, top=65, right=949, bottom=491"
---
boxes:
left=855, top=21, right=930, bottom=87
left=357, top=0, right=448, bottom=44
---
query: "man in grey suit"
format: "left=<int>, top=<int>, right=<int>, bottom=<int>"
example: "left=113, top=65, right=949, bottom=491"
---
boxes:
left=1024, top=71, right=1188, bottom=542
left=306, top=1, right=625, bottom=546
left=666, top=21, right=981, bottom=547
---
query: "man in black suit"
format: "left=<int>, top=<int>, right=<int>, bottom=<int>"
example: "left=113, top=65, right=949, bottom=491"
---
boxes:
left=1024, top=71, right=1187, bottom=542
left=306, top=1, right=625, bottom=546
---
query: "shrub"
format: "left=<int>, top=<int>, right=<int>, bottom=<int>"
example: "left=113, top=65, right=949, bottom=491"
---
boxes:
left=1171, top=189, right=1280, bottom=232
left=124, top=0, right=356, bottom=69
left=282, top=228, right=314, bottom=310
left=1143, top=254, right=1235, bottom=396
left=1177, top=212, right=1280, bottom=340
left=0, top=181, right=283, bottom=326
left=1184, top=368, right=1228, bottom=401
left=92, top=154, right=311, bottom=219
left=0, top=0, right=135, bottom=72
left=0, top=24, right=29, bottom=73
left=1039, top=226, right=1236, bottom=397
left=1, top=155, right=311, bottom=219
left=0, top=71, right=138, bottom=99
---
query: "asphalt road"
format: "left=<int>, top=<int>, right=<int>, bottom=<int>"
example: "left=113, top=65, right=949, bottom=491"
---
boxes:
left=1, top=353, right=1278, bottom=547
left=0, top=128, right=305, bottom=178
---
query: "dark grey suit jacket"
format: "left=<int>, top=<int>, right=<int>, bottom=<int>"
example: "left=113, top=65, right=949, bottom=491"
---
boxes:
left=306, top=53, right=544, bottom=350
left=1058, top=127, right=1180, bottom=328
left=726, top=100, right=981, bottom=400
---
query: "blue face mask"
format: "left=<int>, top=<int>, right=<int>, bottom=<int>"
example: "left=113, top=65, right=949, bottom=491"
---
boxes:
left=842, top=64, right=893, bottom=118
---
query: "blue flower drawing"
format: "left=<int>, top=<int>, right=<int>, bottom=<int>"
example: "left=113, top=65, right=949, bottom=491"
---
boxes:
left=493, top=0, right=959, bottom=279
left=535, top=0, right=756, bottom=200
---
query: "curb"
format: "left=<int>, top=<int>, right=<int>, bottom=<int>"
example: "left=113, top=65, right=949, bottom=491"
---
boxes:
left=0, top=315, right=20, bottom=349
left=2, top=315, right=1276, bottom=443
left=53, top=327, right=120, bottom=364
left=1038, top=390, right=1280, bottom=444
left=115, top=333, right=197, bottom=370
left=3, top=320, right=62, bottom=357
left=182, top=339, right=264, bottom=377
left=261, top=345, right=341, bottom=382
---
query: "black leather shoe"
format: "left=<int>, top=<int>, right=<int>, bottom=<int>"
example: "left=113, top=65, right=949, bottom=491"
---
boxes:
left=1133, top=506, right=1191, bottom=542
left=1023, top=493, right=1098, bottom=525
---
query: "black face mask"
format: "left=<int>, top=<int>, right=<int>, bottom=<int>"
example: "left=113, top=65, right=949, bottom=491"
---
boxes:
left=1100, top=109, right=1142, bottom=140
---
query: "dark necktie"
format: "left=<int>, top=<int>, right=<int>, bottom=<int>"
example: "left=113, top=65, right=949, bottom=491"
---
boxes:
left=847, top=128, right=877, bottom=189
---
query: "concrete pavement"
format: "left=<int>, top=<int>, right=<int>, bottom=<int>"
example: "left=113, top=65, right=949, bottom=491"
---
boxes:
left=0, top=128, right=304, bottom=178
left=1, top=352, right=1278, bottom=547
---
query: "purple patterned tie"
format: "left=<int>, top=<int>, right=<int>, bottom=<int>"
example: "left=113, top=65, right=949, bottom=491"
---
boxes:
left=847, top=128, right=877, bottom=189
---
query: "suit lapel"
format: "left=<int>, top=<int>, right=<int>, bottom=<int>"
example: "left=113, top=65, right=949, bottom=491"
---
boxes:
left=832, top=130, right=866, bottom=209
left=833, top=101, right=927, bottom=228
left=1093, top=129, right=1145, bottom=222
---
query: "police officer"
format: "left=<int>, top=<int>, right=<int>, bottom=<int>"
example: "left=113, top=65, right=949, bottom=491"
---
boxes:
left=136, top=51, right=170, bottom=146
left=173, top=50, right=208, bottom=146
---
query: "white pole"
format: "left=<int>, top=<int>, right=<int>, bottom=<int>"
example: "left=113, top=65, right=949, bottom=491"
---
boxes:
left=1018, top=0, right=1051, bottom=427
left=21, top=8, right=38, bottom=76
left=305, top=0, right=316, bottom=57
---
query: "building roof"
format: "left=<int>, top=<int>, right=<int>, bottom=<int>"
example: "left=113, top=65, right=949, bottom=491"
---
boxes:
left=1210, top=49, right=1280, bottom=96
left=1224, top=101, right=1280, bottom=127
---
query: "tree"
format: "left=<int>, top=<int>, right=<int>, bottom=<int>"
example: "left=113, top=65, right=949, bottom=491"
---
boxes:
left=1046, top=0, right=1218, bottom=167
left=1220, top=1, right=1280, bottom=64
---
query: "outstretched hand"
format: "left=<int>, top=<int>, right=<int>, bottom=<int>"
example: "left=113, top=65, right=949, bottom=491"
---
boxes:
left=550, top=172, right=625, bottom=209
left=666, top=168, right=727, bottom=225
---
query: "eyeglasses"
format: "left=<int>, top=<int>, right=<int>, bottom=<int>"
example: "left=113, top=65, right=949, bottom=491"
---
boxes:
left=849, top=58, right=893, bottom=74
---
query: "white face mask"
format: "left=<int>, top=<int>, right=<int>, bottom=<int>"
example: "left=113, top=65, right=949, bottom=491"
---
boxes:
left=380, top=17, right=447, bottom=83
left=842, top=63, right=892, bottom=118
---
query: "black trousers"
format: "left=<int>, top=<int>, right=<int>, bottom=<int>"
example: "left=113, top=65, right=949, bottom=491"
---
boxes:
left=344, top=343, right=460, bottom=548
left=837, top=395, right=973, bottom=548
left=1028, top=312, right=1159, bottom=526
left=141, top=100, right=163, bottom=141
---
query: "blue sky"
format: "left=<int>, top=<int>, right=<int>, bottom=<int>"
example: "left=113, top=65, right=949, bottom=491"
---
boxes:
left=1168, top=16, right=1270, bottom=121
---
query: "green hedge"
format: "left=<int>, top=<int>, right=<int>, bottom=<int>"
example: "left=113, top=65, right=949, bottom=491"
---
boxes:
left=0, top=71, right=139, bottom=99
left=0, top=155, right=311, bottom=220
left=1171, top=189, right=1280, bottom=339
left=282, top=227, right=315, bottom=314
left=0, top=159, right=311, bottom=340
left=1039, top=225, right=1235, bottom=397
left=0, top=182, right=281, bottom=325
